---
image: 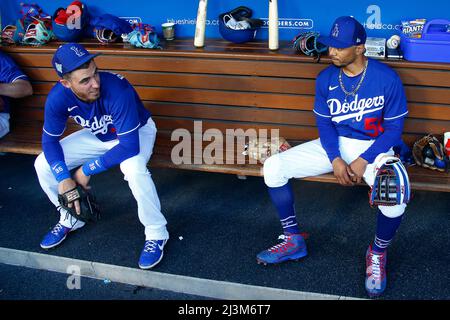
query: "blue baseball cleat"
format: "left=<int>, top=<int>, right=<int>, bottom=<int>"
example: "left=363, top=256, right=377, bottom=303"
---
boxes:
left=256, top=234, right=307, bottom=265
left=40, top=223, right=72, bottom=249
left=365, top=244, right=387, bottom=297
left=139, top=239, right=167, bottom=269
left=40, top=220, right=84, bottom=249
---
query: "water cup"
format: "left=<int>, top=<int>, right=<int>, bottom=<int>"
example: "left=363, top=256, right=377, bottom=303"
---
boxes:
left=162, top=22, right=175, bottom=41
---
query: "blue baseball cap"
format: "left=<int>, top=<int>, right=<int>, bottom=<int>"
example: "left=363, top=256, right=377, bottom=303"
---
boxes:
left=52, top=43, right=100, bottom=77
left=318, top=16, right=367, bottom=49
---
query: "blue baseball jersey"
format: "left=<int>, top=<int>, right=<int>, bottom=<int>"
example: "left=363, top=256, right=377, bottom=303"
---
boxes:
left=0, top=51, right=29, bottom=113
left=43, top=72, right=151, bottom=141
left=314, top=58, right=408, bottom=140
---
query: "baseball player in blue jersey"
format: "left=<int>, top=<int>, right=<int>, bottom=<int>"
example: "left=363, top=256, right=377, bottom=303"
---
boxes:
left=257, top=16, right=409, bottom=297
left=34, top=43, right=169, bottom=269
left=0, top=51, right=33, bottom=138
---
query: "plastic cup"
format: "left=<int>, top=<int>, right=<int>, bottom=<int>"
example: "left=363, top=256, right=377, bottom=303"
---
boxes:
left=162, top=22, right=175, bottom=41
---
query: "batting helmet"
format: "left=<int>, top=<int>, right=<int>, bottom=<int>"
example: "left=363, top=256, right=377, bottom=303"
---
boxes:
left=218, top=6, right=263, bottom=44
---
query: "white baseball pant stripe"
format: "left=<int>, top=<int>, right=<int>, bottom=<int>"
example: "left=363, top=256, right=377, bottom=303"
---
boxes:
left=263, top=137, right=406, bottom=218
left=34, top=118, right=169, bottom=240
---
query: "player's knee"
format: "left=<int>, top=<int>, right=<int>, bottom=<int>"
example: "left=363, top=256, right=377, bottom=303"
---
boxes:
left=378, top=203, right=406, bottom=218
left=263, top=154, right=286, bottom=187
left=0, top=116, right=10, bottom=138
left=34, top=153, right=48, bottom=175
left=120, top=156, right=148, bottom=176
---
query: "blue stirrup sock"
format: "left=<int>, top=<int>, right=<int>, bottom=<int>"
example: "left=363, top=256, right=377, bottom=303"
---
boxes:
left=267, top=183, right=301, bottom=235
left=372, top=209, right=403, bottom=253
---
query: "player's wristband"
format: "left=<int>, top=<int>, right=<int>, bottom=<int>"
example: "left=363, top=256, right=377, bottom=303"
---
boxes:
left=50, top=161, right=71, bottom=183
left=82, top=157, right=107, bottom=176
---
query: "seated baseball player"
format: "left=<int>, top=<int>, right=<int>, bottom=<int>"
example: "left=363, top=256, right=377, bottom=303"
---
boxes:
left=0, top=51, right=33, bottom=138
left=257, top=16, right=410, bottom=297
left=34, top=43, right=169, bottom=269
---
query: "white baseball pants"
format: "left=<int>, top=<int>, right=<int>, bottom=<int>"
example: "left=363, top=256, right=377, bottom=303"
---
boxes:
left=34, top=118, right=169, bottom=240
left=0, top=113, right=10, bottom=139
left=263, top=137, right=407, bottom=218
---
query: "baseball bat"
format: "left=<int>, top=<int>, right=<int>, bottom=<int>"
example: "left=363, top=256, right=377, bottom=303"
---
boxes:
left=194, top=0, right=208, bottom=48
left=268, top=0, right=279, bottom=50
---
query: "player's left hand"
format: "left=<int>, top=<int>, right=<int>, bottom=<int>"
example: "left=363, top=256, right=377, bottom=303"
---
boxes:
left=73, top=167, right=91, bottom=190
left=348, top=157, right=368, bottom=184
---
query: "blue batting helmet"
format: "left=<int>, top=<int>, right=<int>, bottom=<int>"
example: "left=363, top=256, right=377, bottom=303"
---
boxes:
left=218, top=6, right=262, bottom=44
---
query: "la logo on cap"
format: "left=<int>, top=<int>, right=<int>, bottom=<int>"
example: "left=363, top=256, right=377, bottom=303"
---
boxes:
left=332, top=23, right=339, bottom=37
left=70, top=46, right=85, bottom=57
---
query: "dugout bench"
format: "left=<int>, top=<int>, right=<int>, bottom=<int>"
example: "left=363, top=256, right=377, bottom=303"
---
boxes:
left=0, top=39, right=449, bottom=192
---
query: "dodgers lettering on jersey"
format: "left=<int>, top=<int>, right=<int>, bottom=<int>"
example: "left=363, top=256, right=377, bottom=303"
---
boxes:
left=314, top=58, right=408, bottom=140
left=43, top=72, right=151, bottom=141
left=0, top=52, right=29, bottom=113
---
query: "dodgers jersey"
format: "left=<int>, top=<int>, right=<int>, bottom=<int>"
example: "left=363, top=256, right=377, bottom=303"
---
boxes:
left=0, top=51, right=29, bottom=113
left=43, top=72, right=150, bottom=141
left=314, top=58, right=408, bottom=140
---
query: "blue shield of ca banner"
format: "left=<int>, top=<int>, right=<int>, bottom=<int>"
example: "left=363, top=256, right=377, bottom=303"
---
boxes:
left=1, top=0, right=448, bottom=40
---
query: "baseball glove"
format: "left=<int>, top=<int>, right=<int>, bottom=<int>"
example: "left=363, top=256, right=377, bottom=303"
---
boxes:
left=22, top=18, right=54, bottom=46
left=127, top=23, right=161, bottom=49
left=58, top=185, right=100, bottom=223
left=369, top=155, right=411, bottom=206
left=90, top=14, right=132, bottom=44
left=1, top=20, right=25, bottom=45
left=243, top=137, right=291, bottom=164
left=292, top=31, right=328, bottom=62
left=412, top=134, right=447, bottom=172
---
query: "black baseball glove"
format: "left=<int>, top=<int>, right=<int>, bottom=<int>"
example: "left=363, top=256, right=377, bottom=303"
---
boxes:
left=58, top=185, right=101, bottom=223
left=292, top=31, right=328, bottom=62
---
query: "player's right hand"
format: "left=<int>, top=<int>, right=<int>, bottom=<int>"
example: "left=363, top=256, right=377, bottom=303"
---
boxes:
left=332, top=157, right=354, bottom=186
left=58, top=178, right=81, bottom=215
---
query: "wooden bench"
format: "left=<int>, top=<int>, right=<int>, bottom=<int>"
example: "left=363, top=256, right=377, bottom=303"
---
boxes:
left=0, top=39, right=449, bottom=192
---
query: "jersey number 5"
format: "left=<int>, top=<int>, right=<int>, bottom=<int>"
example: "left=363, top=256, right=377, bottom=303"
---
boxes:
left=365, top=117, right=384, bottom=137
